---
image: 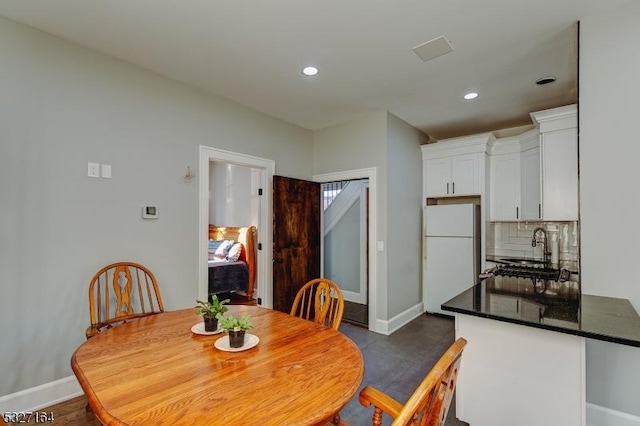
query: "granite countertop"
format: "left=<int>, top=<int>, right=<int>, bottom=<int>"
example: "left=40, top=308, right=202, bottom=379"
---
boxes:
left=441, top=276, right=640, bottom=347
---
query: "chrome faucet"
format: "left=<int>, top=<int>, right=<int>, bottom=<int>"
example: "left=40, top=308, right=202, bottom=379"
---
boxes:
left=532, top=227, right=551, bottom=267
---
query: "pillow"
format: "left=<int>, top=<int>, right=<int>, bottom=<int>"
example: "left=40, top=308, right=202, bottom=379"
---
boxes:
left=208, top=239, right=225, bottom=253
left=226, top=243, right=243, bottom=262
left=208, top=252, right=225, bottom=261
left=214, top=240, right=234, bottom=258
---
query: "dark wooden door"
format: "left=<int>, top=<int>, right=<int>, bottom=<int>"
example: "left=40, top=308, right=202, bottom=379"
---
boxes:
left=272, top=175, right=321, bottom=313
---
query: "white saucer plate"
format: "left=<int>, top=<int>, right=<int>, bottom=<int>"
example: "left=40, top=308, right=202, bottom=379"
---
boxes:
left=214, top=333, right=259, bottom=352
left=191, top=322, right=223, bottom=335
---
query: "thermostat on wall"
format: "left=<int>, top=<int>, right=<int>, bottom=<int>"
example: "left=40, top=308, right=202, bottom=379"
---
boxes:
left=142, top=206, right=159, bottom=219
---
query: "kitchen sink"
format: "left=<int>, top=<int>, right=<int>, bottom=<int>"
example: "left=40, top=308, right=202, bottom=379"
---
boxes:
left=499, top=257, right=546, bottom=266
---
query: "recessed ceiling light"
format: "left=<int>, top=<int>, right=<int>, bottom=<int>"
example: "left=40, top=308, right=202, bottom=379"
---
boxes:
left=464, top=92, right=478, bottom=100
left=536, top=76, right=556, bottom=85
left=302, top=66, right=319, bottom=76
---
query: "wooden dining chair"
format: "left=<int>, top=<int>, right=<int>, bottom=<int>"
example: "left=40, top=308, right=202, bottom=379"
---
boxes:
left=86, top=261, right=165, bottom=339
left=359, top=337, right=467, bottom=426
left=290, top=278, right=345, bottom=331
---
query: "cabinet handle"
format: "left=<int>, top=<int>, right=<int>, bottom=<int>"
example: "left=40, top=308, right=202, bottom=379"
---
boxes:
left=446, top=182, right=449, bottom=194
left=516, top=207, right=519, bottom=219
left=538, top=203, right=541, bottom=219
left=452, top=182, right=455, bottom=194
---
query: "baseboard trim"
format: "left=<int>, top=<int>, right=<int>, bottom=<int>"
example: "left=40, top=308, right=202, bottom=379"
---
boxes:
left=587, top=403, right=640, bottom=426
left=0, top=376, right=82, bottom=413
left=374, top=302, right=424, bottom=335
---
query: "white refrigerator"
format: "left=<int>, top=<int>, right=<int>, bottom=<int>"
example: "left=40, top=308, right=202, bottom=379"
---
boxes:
left=424, top=203, right=480, bottom=315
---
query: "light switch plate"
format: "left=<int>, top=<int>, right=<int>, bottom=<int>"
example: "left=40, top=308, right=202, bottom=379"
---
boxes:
left=88, top=162, right=100, bottom=178
left=101, top=164, right=112, bottom=178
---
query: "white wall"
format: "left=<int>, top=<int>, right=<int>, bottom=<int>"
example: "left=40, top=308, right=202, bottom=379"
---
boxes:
left=312, top=111, right=427, bottom=321
left=0, top=16, right=312, bottom=398
left=579, top=2, right=640, bottom=418
left=386, top=113, right=427, bottom=318
left=313, top=111, right=389, bottom=318
left=209, top=162, right=258, bottom=227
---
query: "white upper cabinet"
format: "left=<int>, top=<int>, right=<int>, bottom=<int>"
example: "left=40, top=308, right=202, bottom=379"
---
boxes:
left=424, top=157, right=453, bottom=197
left=540, top=127, right=578, bottom=221
left=489, top=129, right=539, bottom=221
left=489, top=148, right=521, bottom=221
left=488, top=105, right=577, bottom=222
left=450, top=154, right=480, bottom=195
left=422, top=133, right=493, bottom=199
left=425, top=154, right=480, bottom=197
left=520, top=144, right=541, bottom=220
left=531, top=105, right=578, bottom=221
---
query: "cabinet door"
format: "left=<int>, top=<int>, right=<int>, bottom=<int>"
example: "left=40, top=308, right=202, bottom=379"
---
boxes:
left=541, top=128, right=578, bottom=221
left=521, top=146, right=541, bottom=220
left=490, top=153, right=520, bottom=221
left=451, top=154, right=480, bottom=195
left=425, top=158, right=451, bottom=197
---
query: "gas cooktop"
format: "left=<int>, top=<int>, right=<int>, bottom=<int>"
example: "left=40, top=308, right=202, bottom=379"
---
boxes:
left=491, top=264, right=570, bottom=282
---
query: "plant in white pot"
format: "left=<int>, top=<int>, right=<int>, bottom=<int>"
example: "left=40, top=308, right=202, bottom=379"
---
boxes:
left=194, top=295, right=230, bottom=332
left=219, top=314, right=253, bottom=348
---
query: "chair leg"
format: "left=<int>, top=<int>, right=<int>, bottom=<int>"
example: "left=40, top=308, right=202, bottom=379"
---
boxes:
left=372, top=407, right=383, bottom=426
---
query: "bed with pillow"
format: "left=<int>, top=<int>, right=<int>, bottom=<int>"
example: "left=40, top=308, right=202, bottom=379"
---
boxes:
left=208, top=225, right=257, bottom=300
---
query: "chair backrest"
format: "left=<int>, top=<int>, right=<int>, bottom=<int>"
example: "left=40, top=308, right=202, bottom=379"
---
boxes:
left=394, top=337, right=467, bottom=425
left=87, top=262, right=164, bottom=338
left=290, top=278, right=344, bottom=330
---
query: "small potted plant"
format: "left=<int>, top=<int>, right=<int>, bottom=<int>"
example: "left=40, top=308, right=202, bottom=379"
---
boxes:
left=194, top=295, right=230, bottom=332
left=219, top=314, right=253, bottom=348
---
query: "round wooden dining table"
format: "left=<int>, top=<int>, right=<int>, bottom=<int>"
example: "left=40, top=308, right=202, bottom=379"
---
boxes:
left=71, top=305, right=364, bottom=426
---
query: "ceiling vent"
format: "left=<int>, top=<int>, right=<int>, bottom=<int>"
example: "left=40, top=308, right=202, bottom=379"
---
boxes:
left=412, top=36, right=454, bottom=62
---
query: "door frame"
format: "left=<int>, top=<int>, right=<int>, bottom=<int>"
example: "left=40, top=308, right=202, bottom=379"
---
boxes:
left=313, top=167, right=377, bottom=332
left=198, top=146, right=275, bottom=308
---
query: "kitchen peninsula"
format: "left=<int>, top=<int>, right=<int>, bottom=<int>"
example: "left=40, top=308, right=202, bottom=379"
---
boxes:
left=442, top=278, right=640, bottom=426
left=423, top=102, right=640, bottom=425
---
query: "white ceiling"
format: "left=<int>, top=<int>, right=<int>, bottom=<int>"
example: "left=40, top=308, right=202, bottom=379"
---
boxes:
left=0, top=0, right=633, bottom=140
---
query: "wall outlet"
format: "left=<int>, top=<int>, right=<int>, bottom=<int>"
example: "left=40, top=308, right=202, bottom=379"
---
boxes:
left=142, top=206, right=159, bottom=219
left=88, top=162, right=100, bottom=178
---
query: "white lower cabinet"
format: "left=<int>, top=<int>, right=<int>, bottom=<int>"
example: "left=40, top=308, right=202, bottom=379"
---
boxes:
left=455, top=314, right=585, bottom=426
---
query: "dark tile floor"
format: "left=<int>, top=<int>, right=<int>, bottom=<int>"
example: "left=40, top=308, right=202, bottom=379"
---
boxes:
left=337, top=313, right=468, bottom=426
left=343, top=300, right=369, bottom=327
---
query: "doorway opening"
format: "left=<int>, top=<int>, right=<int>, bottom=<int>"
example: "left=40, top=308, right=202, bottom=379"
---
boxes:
left=321, top=179, right=369, bottom=327
left=314, top=167, right=377, bottom=332
left=198, top=146, right=275, bottom=309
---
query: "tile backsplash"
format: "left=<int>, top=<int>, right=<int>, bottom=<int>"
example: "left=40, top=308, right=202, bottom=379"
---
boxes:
left=486, top=221, right=579, bottom=271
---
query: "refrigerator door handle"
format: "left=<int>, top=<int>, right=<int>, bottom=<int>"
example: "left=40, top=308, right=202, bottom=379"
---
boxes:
left=422, top=206, right=428, bottom=260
